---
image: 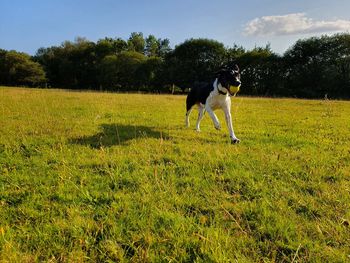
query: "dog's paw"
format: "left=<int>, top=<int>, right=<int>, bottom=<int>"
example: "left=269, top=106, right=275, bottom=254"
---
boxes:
left=231, top=138, right=240, bottom=144
left=215, top=125, right=221, bottom=130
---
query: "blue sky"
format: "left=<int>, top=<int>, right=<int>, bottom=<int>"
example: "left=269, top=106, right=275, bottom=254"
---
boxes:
left=1, top=0, right=350, bottom=55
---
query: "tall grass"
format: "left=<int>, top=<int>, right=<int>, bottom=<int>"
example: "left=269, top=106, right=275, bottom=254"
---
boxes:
left=0, top=87, right=349, bottom=262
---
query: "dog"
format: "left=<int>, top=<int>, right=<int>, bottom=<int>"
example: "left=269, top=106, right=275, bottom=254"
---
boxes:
left=185, top=65, right=242, bottom=144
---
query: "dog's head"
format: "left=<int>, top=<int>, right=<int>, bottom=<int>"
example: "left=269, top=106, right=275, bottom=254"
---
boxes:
left=217, top=65, right=241, bottom=96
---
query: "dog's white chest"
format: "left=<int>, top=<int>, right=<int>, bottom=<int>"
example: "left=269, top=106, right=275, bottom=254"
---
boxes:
left=207, top=91, right=230, bottom=110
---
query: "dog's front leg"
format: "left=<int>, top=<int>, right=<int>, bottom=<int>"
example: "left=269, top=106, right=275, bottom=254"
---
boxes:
left=223, top=104, right=240, bottom=144
left=205, top=104, right=221, bottom=130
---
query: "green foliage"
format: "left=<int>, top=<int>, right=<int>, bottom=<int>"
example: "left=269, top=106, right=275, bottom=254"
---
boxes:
left=0, top=87, right=349, bottom=261
left=33, top=33, right=171, bottom=92
left=145, top=35, right=171, bottom=58
left=0, top=49, right=46, bottom=86
left=167, top=38, right=226, bottom=90
left=127, top=32, right=145, bottom=53
left=98, top=55, right=119, bottom=89
left=237, top=45, right=283, bottom=96
left=98, top=52, right=162, bottom=91
left=34, top=38, right=98, bottom=89
left=136, top=56, right=164, bottom=91
left=283, top=34, right=350, bottom=98
left=3, top=32, right=350, bottom=98
left=145, top=35, right=159, bottom=57
left=95, top=37, right=128, bottom=58
left=158, top=38, right=172, bottom=58
left=113, top=51, right=146, bottom=90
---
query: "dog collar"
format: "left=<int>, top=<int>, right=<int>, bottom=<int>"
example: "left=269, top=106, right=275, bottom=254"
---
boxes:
left=217, top=88, right=227, bottom=95
left=214, top=79, right=228, bottom=95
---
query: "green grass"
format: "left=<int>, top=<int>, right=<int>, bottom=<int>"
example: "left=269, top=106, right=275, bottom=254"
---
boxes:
left=0, top=87, right=349, bottom=262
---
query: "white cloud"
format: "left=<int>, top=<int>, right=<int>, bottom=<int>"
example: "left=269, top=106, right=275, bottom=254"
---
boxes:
left=243, top=13, right=350, bottom=36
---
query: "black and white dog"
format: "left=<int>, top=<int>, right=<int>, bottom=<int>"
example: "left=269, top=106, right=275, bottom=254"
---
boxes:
left=185, top=66, right=242, bottom=144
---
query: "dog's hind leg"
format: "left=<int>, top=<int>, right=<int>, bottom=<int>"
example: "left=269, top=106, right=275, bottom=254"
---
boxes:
left=186, top=94, right=196, bottom=127
left=185, top=108, right=192, bottom=127
left=195, top=103, right=205, bottom=132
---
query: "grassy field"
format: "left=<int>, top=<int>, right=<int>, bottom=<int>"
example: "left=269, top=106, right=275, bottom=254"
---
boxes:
left=0, top=87, right=349, bottom=262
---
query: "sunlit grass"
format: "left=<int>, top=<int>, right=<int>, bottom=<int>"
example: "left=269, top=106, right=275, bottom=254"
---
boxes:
left=0, top=87, right=350, bottom=262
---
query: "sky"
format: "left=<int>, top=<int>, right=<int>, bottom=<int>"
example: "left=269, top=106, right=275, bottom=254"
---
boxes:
left=1, top=0, right=350, bottom=55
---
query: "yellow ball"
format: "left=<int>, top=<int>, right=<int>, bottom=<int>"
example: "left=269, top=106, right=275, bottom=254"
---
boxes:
left=229, top=85, right=240, bottom=94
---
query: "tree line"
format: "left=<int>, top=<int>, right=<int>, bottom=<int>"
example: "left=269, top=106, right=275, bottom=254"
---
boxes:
left=1, top=32, right=350, bottom=98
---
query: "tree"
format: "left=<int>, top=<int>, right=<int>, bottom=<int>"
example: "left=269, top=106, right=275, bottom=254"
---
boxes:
left=95, top=37, right=128, bottom=59
left=158, top=38, right=171, bottom=58
left=98, top=55, right=119, bottom=90
left=0, top=49, right=8, bottom=84
left=35, top=38, right=98, bottom=89
left=166, top=38, right=226, bottom=91
left=28, top=32, right=350, bottom=98
left=0, top=49, right=46, bottom=86
left=145, top=35, right=159, bottom=57
left=144, top=35, right=172, bottom=58
left=225, top=44, right=245, bottom=65
left=334, top=34, right=350, bottom=98
left=283, top=34, right=350, bottom=98
left=136, top=57, right=164, bottom=92
left=97, top=51, right=147, bottom=90
left=127, top=32, right=145, bottom=53
left=237, top=45, right=282, bottom=96
left=114, top=51, right=146, bottom=90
